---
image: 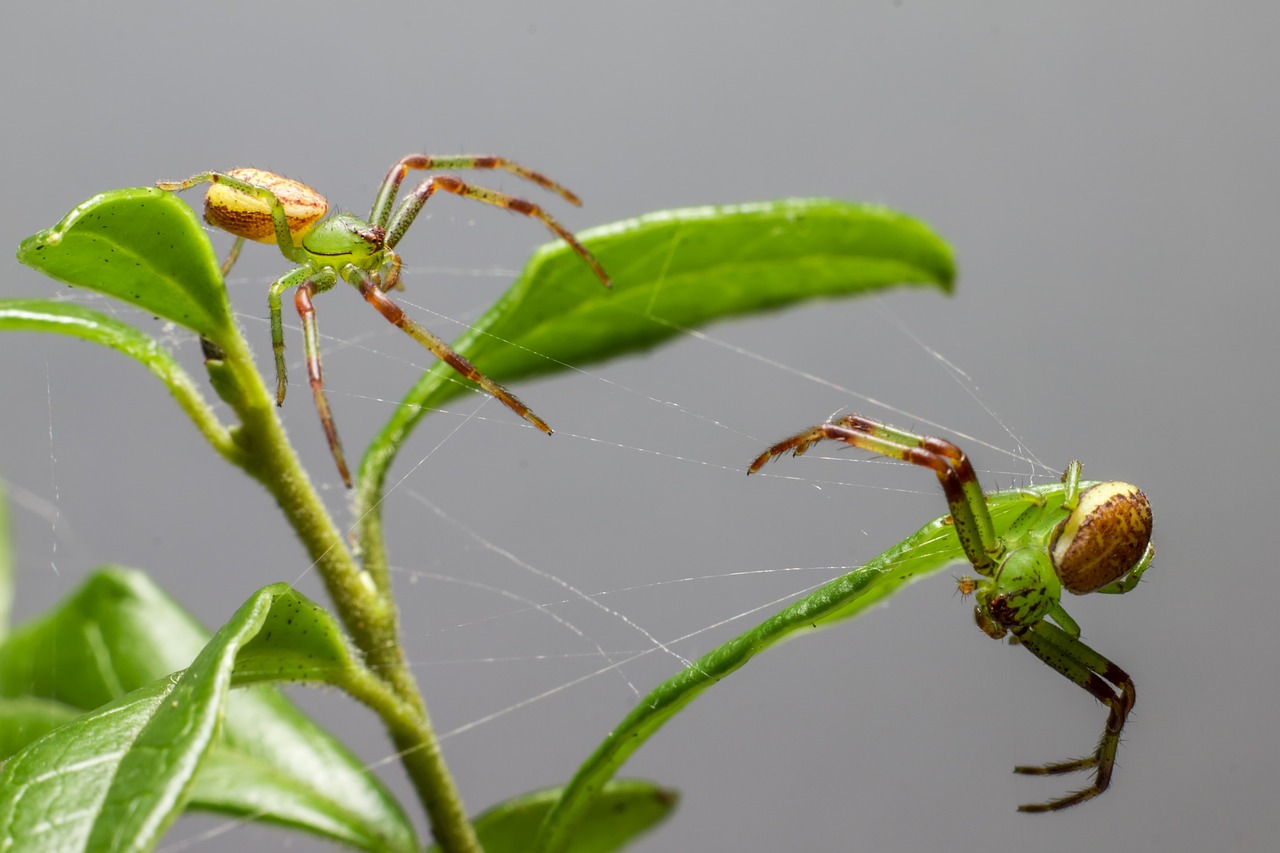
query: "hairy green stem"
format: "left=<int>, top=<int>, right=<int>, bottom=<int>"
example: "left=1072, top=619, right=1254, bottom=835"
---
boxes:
left=209, top=325, right=480, bottom=853
left=341, top=665, right=481, bottom=853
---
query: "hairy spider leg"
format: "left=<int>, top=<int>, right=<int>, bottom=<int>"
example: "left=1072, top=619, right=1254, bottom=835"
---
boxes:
left=369, top=154, right=584, bottom=230
left=267, top=267, right=316, bottom=404
left=294, top=277, right=351, bottom=487
left=379, top=174, right=612, bottom=291
left=1012, top=620, right=1135, bottom=812
left=748, top=414, right=998, bottom=575
left=853, top=417, right=998, bottom=556
left=346, top=267, right=551, bottom=435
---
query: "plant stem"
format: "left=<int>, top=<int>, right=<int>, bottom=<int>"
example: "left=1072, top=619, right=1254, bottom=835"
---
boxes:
left=210, top=327, right=481, bottom=853
left=343, top=667, right=483, bottom=853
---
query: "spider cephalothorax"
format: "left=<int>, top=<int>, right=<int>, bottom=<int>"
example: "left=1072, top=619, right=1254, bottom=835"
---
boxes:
left=159, top=155, right=611, bottom=486
left=749, top=413, right=1153, bottom=812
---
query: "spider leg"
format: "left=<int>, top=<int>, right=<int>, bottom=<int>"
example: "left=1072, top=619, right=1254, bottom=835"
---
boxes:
left=382, top=175, right=611, bottom=288
left=748, top=415, right=998, bottom=574
left=346, top=268, right=551, bottom=435
left=378, top=251, right=405, bottom=293
left=369, top=154, right=584, bottom=228
left=1011, top=620, right=1135, bottom=812
left=294, top=278, right=351, bottom=487
left=267, top=267, right=314, bottom=405
left=220, top=236, right=245, bottom=278
left=1092, top=543, right=1154, bottom=595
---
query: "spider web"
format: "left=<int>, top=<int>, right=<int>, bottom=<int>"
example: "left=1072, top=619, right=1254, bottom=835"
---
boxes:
left=16, top=253, right=1058, bottom=851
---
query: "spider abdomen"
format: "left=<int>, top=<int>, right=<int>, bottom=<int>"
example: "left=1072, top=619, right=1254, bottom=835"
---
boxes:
left=1050, top=482, right=1152, bottom=594
left=204, top=168, right=328, bottom=244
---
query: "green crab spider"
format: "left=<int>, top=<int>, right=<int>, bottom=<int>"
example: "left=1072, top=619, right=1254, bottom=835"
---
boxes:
left=158, top=155, right=611, bottom=486
left=749, top=413, right=1154, bottom=812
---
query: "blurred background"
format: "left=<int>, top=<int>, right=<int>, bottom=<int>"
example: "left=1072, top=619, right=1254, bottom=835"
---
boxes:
left=2, top=3, right=1277, bottom=851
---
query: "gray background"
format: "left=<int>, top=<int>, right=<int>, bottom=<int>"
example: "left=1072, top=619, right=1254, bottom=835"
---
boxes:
left=2, top=3, right=1277, bottom=852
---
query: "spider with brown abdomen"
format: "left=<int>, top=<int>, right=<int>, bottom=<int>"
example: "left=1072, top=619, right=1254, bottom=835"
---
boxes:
left=749, top=413, right=1154, bottom=811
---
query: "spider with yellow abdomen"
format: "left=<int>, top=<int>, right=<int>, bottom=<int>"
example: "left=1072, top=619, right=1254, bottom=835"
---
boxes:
left=159, top=155, right=610, bottom=486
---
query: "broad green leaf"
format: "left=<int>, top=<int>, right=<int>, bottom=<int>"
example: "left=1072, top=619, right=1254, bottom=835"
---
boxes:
left=0, top=570, right=417, bottom=853
left=535, top=485, right=1070, bottom=853
left=16, top=187, right=234, bottom=343
left=0, top=678, right=174, bottom=852
left=361, top=198, right=954, bottom=485
left=427, top=781, right=677, bottom=853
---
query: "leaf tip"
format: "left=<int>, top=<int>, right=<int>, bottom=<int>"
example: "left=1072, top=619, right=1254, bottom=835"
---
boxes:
left=16, top=229, right=58, bottom=267
left=938, top=264, right=957, bottom=294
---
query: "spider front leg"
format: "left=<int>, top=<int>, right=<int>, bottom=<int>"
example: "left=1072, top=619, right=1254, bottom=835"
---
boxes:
left=383, top=174, right=612, bottom=288
left=344, top=267, right=551, bottom=435
left=748, top=414, right=1000, bottom=574
left=293, top=273, right=351, bottom=487
left=369, top=154, right=585, bottom=230
left=1011, top=620, right=1135, bottom=812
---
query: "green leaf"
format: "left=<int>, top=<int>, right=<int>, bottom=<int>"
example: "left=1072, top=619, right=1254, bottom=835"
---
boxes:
left=0, top=570, right=417, bottom=853
left=535, top=486, right=1068, bottom=853
left=16, top=187, right=234, bottom=343
left=429, top=198, right=951, bottom=402
left=361, top=196, right=954, bottom=487
left=1, top=679, right=174, bottom=851
left=427, top=781, right=677, bottom=853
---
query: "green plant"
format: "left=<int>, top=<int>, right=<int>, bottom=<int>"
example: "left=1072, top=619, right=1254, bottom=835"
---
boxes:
left=0, top=181, right=954, bottom=851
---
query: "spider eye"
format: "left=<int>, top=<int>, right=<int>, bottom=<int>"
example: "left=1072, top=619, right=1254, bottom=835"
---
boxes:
left=351, top=222, right=386, bottom=246
left=1050, top=482, right=1152, bottom=594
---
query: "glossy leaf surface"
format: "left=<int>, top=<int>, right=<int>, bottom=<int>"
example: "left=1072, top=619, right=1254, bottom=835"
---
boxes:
left=16, top=187, right=234, bottom=343
left=0, top=570, right=417, bottom=852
